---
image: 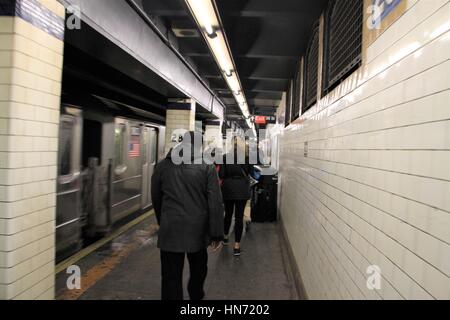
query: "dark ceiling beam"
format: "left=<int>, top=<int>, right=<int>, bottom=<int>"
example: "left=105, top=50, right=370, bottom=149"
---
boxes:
left=248, top=99, right=280, bottom=106
left=246, top=76, right=290, bottom=81
left=209, top=87, right=230, bottom=92
left=236, top=58, right=299, bottom=80
left=253, top=113, right=277, bottom=117
left=220, top=98, right=237, bottom=105
left=216, top=0, right=329, bottom=15
left=222, top=12, right=319, bottom=18
left=251, top=109, right=278, bottom=114
left=177, top=40, right=210, bottom=56
left=246, top=90, right=284, bottom=95
left=250, top=105, right=280, bottom=110
left=252, top=107, right=276, bottom=111
left=242, top=79, right=289, bottom=92
left=227, top=115, right=246, bottom=120
left=252, top=107, right=278, bottom=111
left=236, top=54, right=298, bottom=60
left=224, top=109, right=240, bottom=114
left=225, top=106, right=240, bottom=110
left=142, top=10, right=188, bottom=17
left=204, top=75, right=224, bottom=79
left=245, top=91, right=282, bottom=99
left=231, top=44, right=308, bottom=60
left=214, top=0, right=331, bottom=119
left=252, top=106, right=277, bottom=110
left=183, top=53, right=211, bottom=57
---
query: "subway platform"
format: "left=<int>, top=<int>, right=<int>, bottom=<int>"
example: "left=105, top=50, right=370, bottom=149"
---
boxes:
left=55, top=210, right=300, bottom=300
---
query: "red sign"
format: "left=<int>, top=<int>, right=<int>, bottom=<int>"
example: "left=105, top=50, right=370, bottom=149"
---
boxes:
left=254, top=116, right=267, bottom=125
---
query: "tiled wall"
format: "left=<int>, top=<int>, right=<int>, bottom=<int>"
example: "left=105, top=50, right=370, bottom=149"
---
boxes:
left=0, top=0, right=65, bottom=300
left=164, top=103, right=196, bottom=154
left=279, top=0, right=450, bottom=299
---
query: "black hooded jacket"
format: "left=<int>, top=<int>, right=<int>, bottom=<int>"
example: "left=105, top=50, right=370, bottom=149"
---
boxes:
left=151, top=145, right=224, bottom=253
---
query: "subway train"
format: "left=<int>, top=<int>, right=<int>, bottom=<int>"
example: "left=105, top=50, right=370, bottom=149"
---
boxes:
left=55, top=96, right=166, bottom=261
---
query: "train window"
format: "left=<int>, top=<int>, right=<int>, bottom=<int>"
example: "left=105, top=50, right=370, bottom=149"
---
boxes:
left=303, top=23, right=320, bottom=113
left=59, top=120, right=73, bottom=176
left=82, top=119, right=102, bottom=167
left=322, top=0, right=363, bottom=94
left=114, top=124, right=126, bottom=166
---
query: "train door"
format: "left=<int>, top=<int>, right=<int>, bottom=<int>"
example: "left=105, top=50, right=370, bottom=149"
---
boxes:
left=56, top=106, right=83, bottom=259
left=141, top=126, right=158, bottom=209
left=112, top=119, right=143, bottom=222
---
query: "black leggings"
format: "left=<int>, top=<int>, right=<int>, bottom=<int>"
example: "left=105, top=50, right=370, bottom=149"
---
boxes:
left=224, top=200, right=247, bottom=243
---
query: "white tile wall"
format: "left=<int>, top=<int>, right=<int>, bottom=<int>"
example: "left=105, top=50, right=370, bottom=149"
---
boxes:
left=0, top=1, right=64, bottom=300
left=164, top=107, right=196, bottom=154
left=279, top=0, right=450, bottom=300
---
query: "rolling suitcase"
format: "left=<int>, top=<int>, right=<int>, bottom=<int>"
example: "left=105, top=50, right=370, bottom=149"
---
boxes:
left=251, top=175, right=278, bottom=222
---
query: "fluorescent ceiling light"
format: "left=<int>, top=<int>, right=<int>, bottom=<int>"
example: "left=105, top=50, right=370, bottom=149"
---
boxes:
left=186, top=0, right=215, bottom=36
left=209, top=35, right=233, bottom=75
left=185, top=0, right=255, bottom=131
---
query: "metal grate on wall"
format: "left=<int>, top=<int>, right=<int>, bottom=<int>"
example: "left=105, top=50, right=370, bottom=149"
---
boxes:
left=285, top=80, right=292, bottom=126
left=323, top=0, right=363, bottom=94
left=303, top=24, right=320, bottom=113
left=292, top=61, right=302, bottom=120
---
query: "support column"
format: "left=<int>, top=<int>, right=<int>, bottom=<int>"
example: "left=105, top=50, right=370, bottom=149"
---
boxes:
left=0, top=0, right=65, bottom=300
left=164, top=100, right=196, bottom=155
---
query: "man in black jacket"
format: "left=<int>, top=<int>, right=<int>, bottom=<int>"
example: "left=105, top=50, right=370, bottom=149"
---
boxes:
left=151, top=131, right=224, bottom=300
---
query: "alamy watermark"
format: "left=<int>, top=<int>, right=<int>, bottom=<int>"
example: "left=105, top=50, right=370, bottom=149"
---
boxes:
left=63, top=2, right=399, bottom=33
left=66, top=5, right=81, bottom=30
left=66, top=265, right=81, bottom=290
left=168, top=129, right=275, bottom=175
left=366, top=265, right=382, bottom=291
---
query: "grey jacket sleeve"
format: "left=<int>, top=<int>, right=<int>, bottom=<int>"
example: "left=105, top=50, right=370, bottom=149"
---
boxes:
left=206, top=165, right=225, bottom=241
left=151, top=163, right=163, bottom=225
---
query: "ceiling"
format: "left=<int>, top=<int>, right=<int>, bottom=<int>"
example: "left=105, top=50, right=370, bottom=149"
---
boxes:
left=136, top=0, right=329, bottom=127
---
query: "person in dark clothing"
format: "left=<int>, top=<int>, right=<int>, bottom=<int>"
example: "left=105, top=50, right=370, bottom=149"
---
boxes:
left=151, top=131, right=224, bottom=301
left=219, top=141, right=252, bottom=257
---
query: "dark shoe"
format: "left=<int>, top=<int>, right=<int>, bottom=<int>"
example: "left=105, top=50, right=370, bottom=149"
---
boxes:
left=233, top=248, right=241, bottom=257
left=223, top=238, right=229, bottom=246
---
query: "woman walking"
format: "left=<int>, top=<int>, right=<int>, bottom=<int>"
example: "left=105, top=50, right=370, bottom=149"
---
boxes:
left=219, top=140, right=252, bottom=256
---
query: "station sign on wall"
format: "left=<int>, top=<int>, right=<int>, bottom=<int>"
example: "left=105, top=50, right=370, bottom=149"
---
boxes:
left=252, top=116, right=277, bottom=125
left=368, top=0, right=402, bottom=30
left=363, top=0, right=407, bottom=50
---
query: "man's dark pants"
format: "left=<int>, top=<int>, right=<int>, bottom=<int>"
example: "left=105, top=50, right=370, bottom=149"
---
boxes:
left=160, top=249, right=208, bottom=300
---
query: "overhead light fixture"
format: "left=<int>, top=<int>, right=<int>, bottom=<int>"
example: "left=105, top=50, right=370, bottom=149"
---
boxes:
left=227, top=75, right=241, bottom=94
left=185, top=0, right=254, bottom=132
left=207, top=30, right=218, bottom=39
left=186, top=0, right=215, bottom=36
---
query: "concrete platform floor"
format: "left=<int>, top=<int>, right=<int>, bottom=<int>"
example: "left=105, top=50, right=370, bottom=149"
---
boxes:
left=55, top=213, right=301, bottom=300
